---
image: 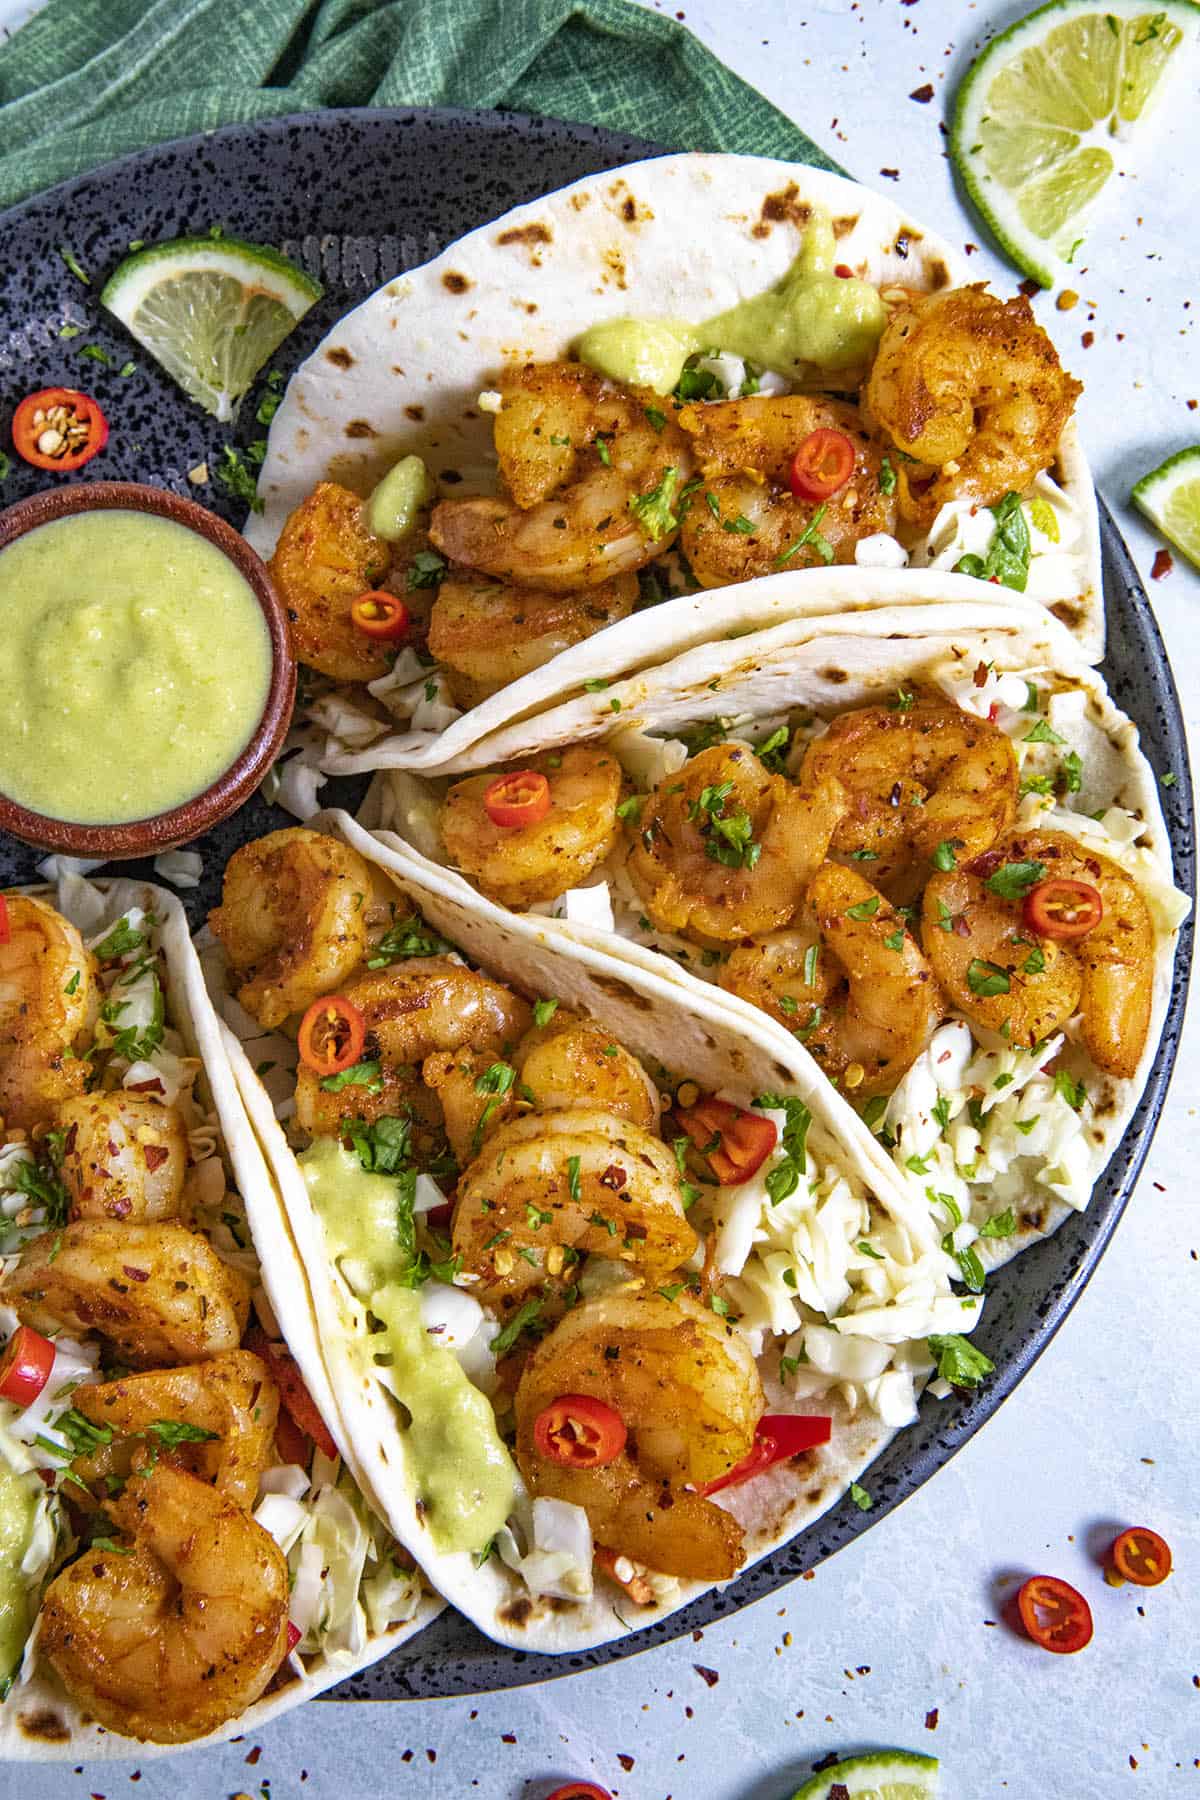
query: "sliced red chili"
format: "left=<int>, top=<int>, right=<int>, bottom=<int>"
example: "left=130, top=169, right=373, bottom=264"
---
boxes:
left=534, top=1394, right=627, bottom=1469
left=546, top=1786, right=612, bottom=1800
left=1016, top=1574, right=1093, bottom=1654
left=1022, top=877, right=1103, bottom=941
left=1110, top=1526, right=1172, bottom=1587
left=0, top=1324, right=56, bottom=1407
left=701, top=1413, right=832, bottom=1496
left=789, top=428, right=856, bottom=501
left=674, top=1096, right=777, bottom=1186
left=594, top=1544, right=655, bottom=1606
left=297, top=995, right=366, bottom=1077
left=273, top=1404, right=310, bottom=1468
left=246, top=1327, right=339, bottom=1462
left=12, top=387, right=108, bottom=472
left=350, top=590, right=409, bottom=641
left=285, top=1620, right=303, bottom=1655
left=484, top=770, right=551, bottom=829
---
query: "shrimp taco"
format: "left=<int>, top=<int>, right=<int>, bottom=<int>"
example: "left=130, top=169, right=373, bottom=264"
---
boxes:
left=242, top=152, right=1101, bottom=797
left=363, top=588, right=1189, bottom=1277
left=0, top=876, right=442, bottom=1758
left=205, top=810, right=1000, bottom=1654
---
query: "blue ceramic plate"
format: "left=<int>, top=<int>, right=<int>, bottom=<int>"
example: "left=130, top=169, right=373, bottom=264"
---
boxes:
left=0, top=108, right=1191, bottom=1699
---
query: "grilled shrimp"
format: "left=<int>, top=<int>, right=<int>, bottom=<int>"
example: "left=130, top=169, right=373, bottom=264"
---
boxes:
left=0, top=894, right=98, bottom=1132
left=864, top=286, right=1082, bottom=528
left=57, top=1093, right=188, bottom=1223
left=625, top=743, right=845, bottom=942
left=295, top=958, right=531, bottom=1139
left=677, top=395, right=899, bottom=586
left=922, top=830, right=1154, bottom=1076
left=5, top=1221, right=251, bottom=1367
left=428, top=572, right=636, bottom=709
left=441, top=746, right=625, bottom=909
left=799, top=864, right=941, bottom=1095
left=453, top=1110, right=697, bottom=1310
left=515, top=1289, right=763, bottom=1581
left=795, top=699, right=1018, bottom=902
left=430, top=362, right=692, bottom=591
left=209, top=828, right=375, bottom=1029
left=425, top=1013, right=659, bottom=1166
left=40, top=1463, right=289, bottom=1745
left=269, top=480, right=395, bottom=682
left=67, top=1352, right=279, bottom=1511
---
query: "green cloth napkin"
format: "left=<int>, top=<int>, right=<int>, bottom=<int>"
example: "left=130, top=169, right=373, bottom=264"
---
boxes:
left=0, top=0, right=836, bottom=212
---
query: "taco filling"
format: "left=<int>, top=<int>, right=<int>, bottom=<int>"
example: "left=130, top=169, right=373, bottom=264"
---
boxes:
left=206, top=822, right=994, bottom=1619
left=0, top=885, right=427, bottom=1746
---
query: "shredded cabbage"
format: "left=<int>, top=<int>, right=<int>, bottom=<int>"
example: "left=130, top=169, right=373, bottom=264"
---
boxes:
left=497, top=1496, right=594, bottom=1600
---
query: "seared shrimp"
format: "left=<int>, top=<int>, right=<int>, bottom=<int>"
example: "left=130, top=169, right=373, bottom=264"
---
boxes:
left=40, top=1463, right=289, bottom=1745
left=68, top=1352, right=279, bottom=1511
left=425, top=1013, right=659, bottom=1166
left=430, top=362, right=693, bottom=591
left=677, top=395, right=899, bottom=587
left=625, top=743, right=845, bottom=942
left=441, top=746, right=625, bottom=909
left=210, top=828, right=375, bottom=1030
left=800, top=865, right=941, bottom=1094
left=515, top=1290, right=763, bottom=1581
left=269, top=480, right=395, bottom=682
left=294, top=958, right=531, bottom=1139
left=864, top=287, right=1082, bottom=528
left=922, top=830, right=1153, bottom=1076
left=0, top=894, right=97, bottom=1132
left=57, top=1093, right=188, bottom=1223
left=796, top=699, right=1018, bottom=902
left=428, top=572, right=636, bottom=709
left=5, top=1221, right=250, bottom=1367
left=453, top=1110, right=697, bottom=1310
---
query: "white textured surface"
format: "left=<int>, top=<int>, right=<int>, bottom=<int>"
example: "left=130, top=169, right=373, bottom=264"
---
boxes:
left=2, top=1, right=1197, bottom=1794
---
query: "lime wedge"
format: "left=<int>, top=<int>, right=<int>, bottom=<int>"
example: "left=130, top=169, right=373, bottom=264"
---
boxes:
left=1133, top=446, right=1200, bottom=569
left=101, top=237, right=323, bottom=422
left=791, top=1749, right=939, bottom=1800
left=951, top=0, right=1199, bottom=287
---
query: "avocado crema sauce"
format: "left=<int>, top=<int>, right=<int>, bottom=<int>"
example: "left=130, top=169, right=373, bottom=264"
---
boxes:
left=0, top=510, right=272, bottom=824
left=575, top=208, right=886, bottom=392
left=300, top=1136, right=516, bottom=1554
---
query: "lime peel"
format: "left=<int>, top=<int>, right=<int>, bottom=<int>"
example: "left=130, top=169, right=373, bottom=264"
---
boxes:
left=950, top=0, right=1199, bottom=288
left=1132, top=446, right=1200, bottom=570
left=790, top=1747, right=939, bottom=1800
left=101, top=236, right=322, bottom=422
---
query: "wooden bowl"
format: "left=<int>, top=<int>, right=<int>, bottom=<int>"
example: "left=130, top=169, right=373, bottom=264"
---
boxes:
left=0, top=481, right=295, bottom=859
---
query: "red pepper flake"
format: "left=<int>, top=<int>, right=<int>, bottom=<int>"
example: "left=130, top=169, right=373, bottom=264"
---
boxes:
left=964, top=242, right=978, bottom=254
left=830, top=1787, right=851, bottom=1800
left=401, top=1750, right=413, bottom=1764
left=972, top=659, right=989, bottom=687
left=987, top=701, right=1001, bottom=722
left=879, top=168, right=900, bottom=181
left=127, top=1076, right=165, bottom=1094
left=1081, top=330, right=1095, bottom=348
left=599, top=1164, right=627, bottom=1191
left=143, top=1144, right=170, bottom=1172
left=1130, top=1757, right=1138, bottom=1771
left=693, top=1664, right=720, bottom=1687
left=425, top=1750, right=436, bottom=1765
left=122, top=1265, right=150, bottom=1283
left=618, top=1754, right=635, bottom=1772
left=245, top=1747, right=262, bottom=1766
left=1188, top=399, right=1198, bottom=411
left=501, top=1734, right=517, bottom=1744
left=1018, top=277, right=1042, bottom=298
left=1151, top=549, right=1173, bottom=581
left=925, top=1707, right=939, bottom=1730
left=909, top=83, right=934, bottom=102
left=834, top=263, right=853, bottom=278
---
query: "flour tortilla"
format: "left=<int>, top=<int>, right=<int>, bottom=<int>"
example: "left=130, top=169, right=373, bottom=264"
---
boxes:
left=363, top=590, right=1188, bottom=1274
left=246, top=152, right=1102, bottom=771
left=0, top=880, right=442, bottom=1763
left=220, top=812, right=941, bottom=1655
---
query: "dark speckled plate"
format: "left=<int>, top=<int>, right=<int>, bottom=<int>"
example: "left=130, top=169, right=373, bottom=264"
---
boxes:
left=0, top=109, right=1191, bottom=1701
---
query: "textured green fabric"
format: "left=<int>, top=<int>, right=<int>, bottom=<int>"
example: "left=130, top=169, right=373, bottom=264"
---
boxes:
left=0, top=0, right=837, bottom=211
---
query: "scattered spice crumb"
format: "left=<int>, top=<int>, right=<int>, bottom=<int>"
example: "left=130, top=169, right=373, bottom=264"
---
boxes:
left=618, top=1754, right=635, bottom=1772
left=909, top=83, right=934, bottom=101
left=1130, top=1756, right=1139, bottom=1770
left=244, top=1750, right=262, bottom=1767
left=783, top=1632, right=793, bottom=1647
left=501, top=1734, right=517, bottom=1745
left=1081, top=331, right=1095, bottom=347
left=694, top=1665, right=719, bottom=1688
left=1057, top=290, right=1079, bottom=311
left=1152, top=549, right=1174, bottom=581
left=401, top=1751, right=413, bottom=1764
left=879, top=168, right=900, bottom=180
left=1188, top=399, right=1198, bottom=411
left=425, top=1750, right=436, bottom=1766
left=925, top=1708, right=940, bottom=1730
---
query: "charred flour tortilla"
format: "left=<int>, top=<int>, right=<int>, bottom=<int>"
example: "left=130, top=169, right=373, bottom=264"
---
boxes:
left=215, top=811, right=975, bottom=1656
left=246, top=152, right=1101, bottom=781
left=364, top=591, right=1188, bottom=1277
left=0, top=879, right=442, bottom=1762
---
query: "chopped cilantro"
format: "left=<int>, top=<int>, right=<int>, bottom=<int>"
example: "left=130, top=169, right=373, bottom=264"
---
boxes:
left=927, top=1332, right=994, bottom=1388
left=966, top=958, right=1011, bottom=997
left=984, top=860, right=1046, bottom=900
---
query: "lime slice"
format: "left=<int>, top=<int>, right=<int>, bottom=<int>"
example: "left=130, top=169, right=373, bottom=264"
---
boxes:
left=1132, top=446, right=1200, bottom=569
left=101, top=237, right=323, bottom=422
left=951, top=0, right=1199, bottom=287
left=791, top=1749, right=939, bottom=1800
